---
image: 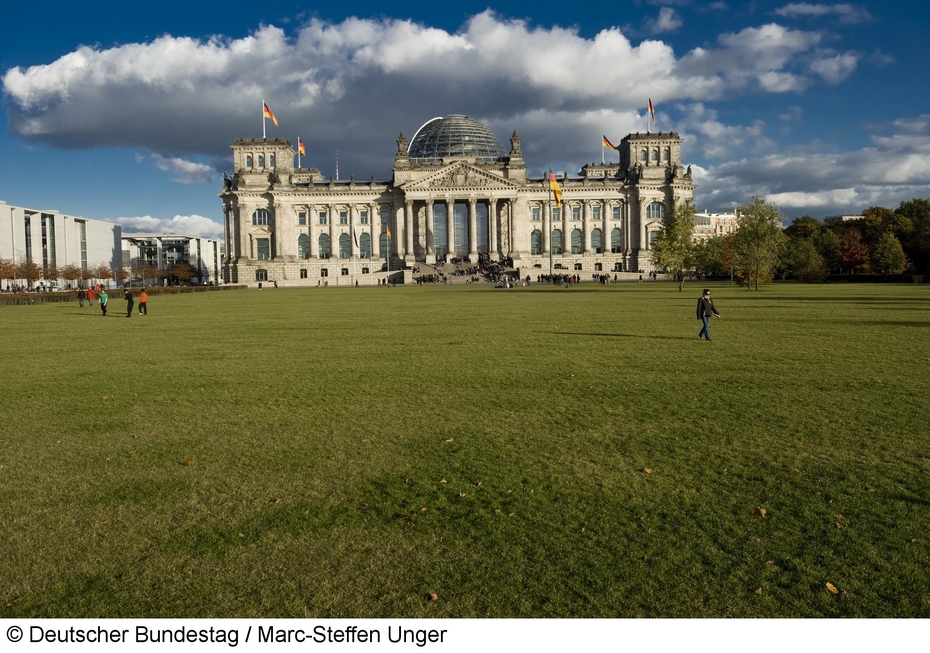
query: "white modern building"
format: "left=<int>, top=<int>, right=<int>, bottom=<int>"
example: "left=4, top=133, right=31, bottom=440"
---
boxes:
left=692, top=210, right=738, bottom=241
left=220, top=116, right=696, bottom=286
left=121, top=233, right=223, bottom=285
left=0, top=200, right=122, bottom=288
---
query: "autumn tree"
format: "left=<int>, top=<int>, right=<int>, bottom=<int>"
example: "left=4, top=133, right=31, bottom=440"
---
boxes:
left=94, top=263, right=114, bottom=284
left=15, top=258, right=43, bottom=288
left=171, top=262, right=195, bottom=284
left=838, top=229, right=869, bottom=273
left=651, top=203, right=696, bottom=291
left=731, top=196, right=787, bottom=290
left=60, top=264, right=82, bottom=287
left=0, top=258, right=14, bottom=287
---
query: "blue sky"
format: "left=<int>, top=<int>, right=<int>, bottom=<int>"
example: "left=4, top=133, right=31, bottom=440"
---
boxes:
left=2, top=1, right=929, bottom=237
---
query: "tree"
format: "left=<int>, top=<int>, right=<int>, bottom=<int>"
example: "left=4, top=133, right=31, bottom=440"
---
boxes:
left=94, top=263, right=114, bottom=284
left=693, top=235, right=726, bottom=277
left=651, top=203, right=696, bottom=291
left=784, top=215, right=822, bottom=240
left=894, top=198, right=930, bottom=274
left=818, top=229, right=841, bottom=274
left=0, top=258, right=14, bottom=287
left=171, top=262, right=195, bottom=284
left=140, top=263, right=160, bottom=286
left=731, top=196, right=787, bottom=290
left=15, top=258, right=43, bottom=288
left=790, top=238, right=827, bottom=282
left=871, top=232, right=909, bottom=273
left=60, top=264, right=83, bottom=287
left=838, top=229, right=869, bottom=273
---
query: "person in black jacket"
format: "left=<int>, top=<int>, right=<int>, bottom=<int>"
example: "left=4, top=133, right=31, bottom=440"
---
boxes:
left=124, top=287, right=134, bottom=318
left=696, top=288, right=721, bottom=340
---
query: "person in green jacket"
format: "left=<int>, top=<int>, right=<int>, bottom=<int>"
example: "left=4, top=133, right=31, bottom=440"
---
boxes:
left=100, top=289, right=109, bottom=316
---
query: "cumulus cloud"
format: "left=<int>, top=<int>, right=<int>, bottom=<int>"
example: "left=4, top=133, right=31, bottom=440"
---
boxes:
left=693, top=115, right=930, bottom=217
left=773, top=3, right=872, bottom=24
left=3, top=11, right=837, bottom=177
left=151, top=154, right=216, bottom=184
left=115, top=214, right=224, bottom=239
left=644, top=8, right=683, bottom=34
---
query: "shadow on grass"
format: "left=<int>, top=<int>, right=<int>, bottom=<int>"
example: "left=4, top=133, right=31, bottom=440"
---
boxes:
left=539, top=331, right=694, bottom=340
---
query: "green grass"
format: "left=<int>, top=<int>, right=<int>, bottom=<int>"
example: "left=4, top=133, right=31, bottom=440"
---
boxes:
left=1, top=281, right=929, bottom=617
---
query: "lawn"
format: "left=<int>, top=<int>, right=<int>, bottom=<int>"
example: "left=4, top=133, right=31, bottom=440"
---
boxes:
left=1, top=281, right=928, bottom=617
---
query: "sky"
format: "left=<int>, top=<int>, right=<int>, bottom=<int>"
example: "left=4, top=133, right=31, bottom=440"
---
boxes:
left=2, top=1, right=929, bottom=238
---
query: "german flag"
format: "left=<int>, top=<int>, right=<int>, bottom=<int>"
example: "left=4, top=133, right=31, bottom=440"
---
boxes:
left=648, top=98, right=656, bottom=125
left=602, top=135, right=617, bottom=151
left=549, top=171, right=563, bottom=208
left=298, top=139, right=306, bottom=156
left=263, top=102, right=278, bottom=127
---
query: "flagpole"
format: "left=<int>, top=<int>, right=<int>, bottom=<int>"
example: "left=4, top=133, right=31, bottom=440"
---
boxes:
left=297, top=136, right=300, bottom=168
left=547, top=168, right=553, bottom=278
left=601, top=140, right=605, bottom=165
left=263, top=99, right=267, bottom=139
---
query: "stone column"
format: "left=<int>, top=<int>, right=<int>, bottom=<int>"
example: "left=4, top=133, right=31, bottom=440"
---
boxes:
left=489, top=198, right=498, bottom=259
left=273, top=203, right=285, bottom=259
left=238, top=204, right=251, bottom=262
left=542, top=202, right=550, bottom=254
left=329, top=204, right=338, bottom=260
left=405, top=200, right=414, bottom=262
left=582, top=200, right=590, bottom=255
left=446, top=199, right=455, bottom=259
left=349, top=204, right=359, bottom=259
left=222, top=205, right=231, bottom=264
left=393, top=202, right=403, bottom=261
left=425, top=200, right=435, bottom=264
left=307, top=205, right=315, bottom=258
left=468, top=198, right=478, bottom=259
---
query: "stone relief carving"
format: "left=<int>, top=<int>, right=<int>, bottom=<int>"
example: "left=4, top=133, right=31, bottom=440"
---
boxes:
left=429, top=167, right=492, bottom=188
left=499, top=203, right=510, bottom=254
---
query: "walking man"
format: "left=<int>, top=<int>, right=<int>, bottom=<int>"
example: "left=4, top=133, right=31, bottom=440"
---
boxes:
left=77, top=288, right=86, bottom=308
left=99, top=289, right=109, bottom=316
left=124, top=287, right=134, bottom=318
left=696, top=288, right=721, bottom=340
left=86, top=287, right=95, bottom=308
left=139, top=289, right=148, bottom=315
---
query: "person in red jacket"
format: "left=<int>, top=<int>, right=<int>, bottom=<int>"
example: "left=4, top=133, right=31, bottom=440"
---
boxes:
left=696, top=288, right=721, bottom=340
left=86, top=287, right=95, bottom=308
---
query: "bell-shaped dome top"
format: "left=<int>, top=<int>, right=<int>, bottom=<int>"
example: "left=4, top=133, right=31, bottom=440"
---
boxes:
left=408, top=115, right=507, bottom=163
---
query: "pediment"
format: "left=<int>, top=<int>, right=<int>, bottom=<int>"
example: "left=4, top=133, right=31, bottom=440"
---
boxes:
left=250, top=226, right=273, bottom=236
left=404, top=163, right=519, bottom=191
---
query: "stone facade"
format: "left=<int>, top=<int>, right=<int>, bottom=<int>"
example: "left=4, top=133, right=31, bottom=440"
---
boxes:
left=219, top=118, right=695, bottom=286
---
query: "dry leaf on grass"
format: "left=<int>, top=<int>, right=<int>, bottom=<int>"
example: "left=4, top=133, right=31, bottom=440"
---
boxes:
left=826, top=582, right=839, bottom=594
left=643, top=468, right=654, bottom=474
left=183, top=459, right=192, bottom=466
left=429, top=593, right=439, bottom=601
left=755, top=506, right=767, bottom=517
left=755, top=587, right=763, bottom=595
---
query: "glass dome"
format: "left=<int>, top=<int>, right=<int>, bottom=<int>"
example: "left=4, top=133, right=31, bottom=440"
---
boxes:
left=408, top=115, right=507, bottom=164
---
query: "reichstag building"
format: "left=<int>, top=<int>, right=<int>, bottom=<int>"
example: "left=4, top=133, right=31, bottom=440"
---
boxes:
left=219, top=115, right=694, bottom=285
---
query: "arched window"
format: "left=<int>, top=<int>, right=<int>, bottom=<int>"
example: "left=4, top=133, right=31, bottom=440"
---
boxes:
left=662, top=148, right=670, bottom=162
left=246, top=155, right=253, bottom=168
left=252, top=210, right=271, bottom=226
left=551, top=229, right=563, bottom=255
left=651, top=148, right=659, bottom=162
left=297, top=234, right=310, bottom=259
left=571, top=228, right=583, bottom=254
left=360, top=233, right=372, bottom=258
left=640, top=149, right=647, bottom=162
left=339, top=233, right=351, bottom=258
left=258, top=154, right=265, bottom=167
left=318, top=234, right=331, bottom=259
left=611, top=228, right=623, bottom=253
left=646, top=202, right=666, bottom=221
left=379, top=233, right=390, bottom=258
left=269, top=154, right=276, bottom=167
left=591, top=228, right=603, bottom=254
left=530, top=230, right=542, bottom=255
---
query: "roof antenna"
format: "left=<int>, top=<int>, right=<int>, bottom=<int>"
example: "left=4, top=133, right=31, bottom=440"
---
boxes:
left=335, top=150, right=339, bottom=181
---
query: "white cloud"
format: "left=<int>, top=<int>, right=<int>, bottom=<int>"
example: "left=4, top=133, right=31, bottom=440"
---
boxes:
left=773, top=3, right=872, bottom=24
left=151, top=154, right=216, bottom=184
left=3, top=11, right=834, bottom=174
left=645, top=8, right=683, bottom=35
left=809, top=50, right=858, bottom=83
left=115, top=214, right=224, bottom=239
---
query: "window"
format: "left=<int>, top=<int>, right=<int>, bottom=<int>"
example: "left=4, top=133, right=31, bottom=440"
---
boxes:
left=362, top=267, right=370, bottom=274
left=662, top=148, right=670, bottom=162
left=246, top=155, right=253, bottom=167
left=553, top=207, right=561, bottom=222
left=530, top=230, right=542, bottom=255
left=571, top=229, right=582, bottom=254
left=341, top=268, right=349, bottom=276
left=252, top=210, right=271, bottom=226
left=380, top=209, right=390, bottom=224
left=651, top=149, right=659, bottom=162
left=297, top=234, right=310, bottom=259
left=360, top=233, right=372, bottom=259
left=319, top=211, right=328, bottom=225
left=360, top=210, right=369, bottom=224
left=269, top=154, right=276, bottom=167
left=640, top=149, right=647, bottom=162
left=298, top=211, right=307, bottom=225
left=649, top=231, right=659, bottom=248
left=321, top=268, right=328, bottom=277
left=646, top=202, right=666, bottom=221
left=256, top=238, right=270, bottom=260
left=551, top=229, right=563, bottom=255
left=300, top=269, right=308, bottom=279
left=592, top=206, right=601, bottom=221
left=594, top=263, right=603, bottom=271
left=339, top=211, right=348, bottom=225
left=319, top=234, right=331, bottom=258
left=611, top=228, right=623, bottom=253
left=256, top=269, right=268, bottom=282
left=339, top=233, right=351, bottom=258
left=591, top=228, right=603, bottom=254
left=613, top=206, right=621, bottom=221
left=380, top=233, right=390, bottom=258
left=532, top=207, right=541, bottom=221
left=572, top=206, right=581, bottom=221
left=258, top=154, right=265, bottom=167
left=574, top=263, right=583, bottom=271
